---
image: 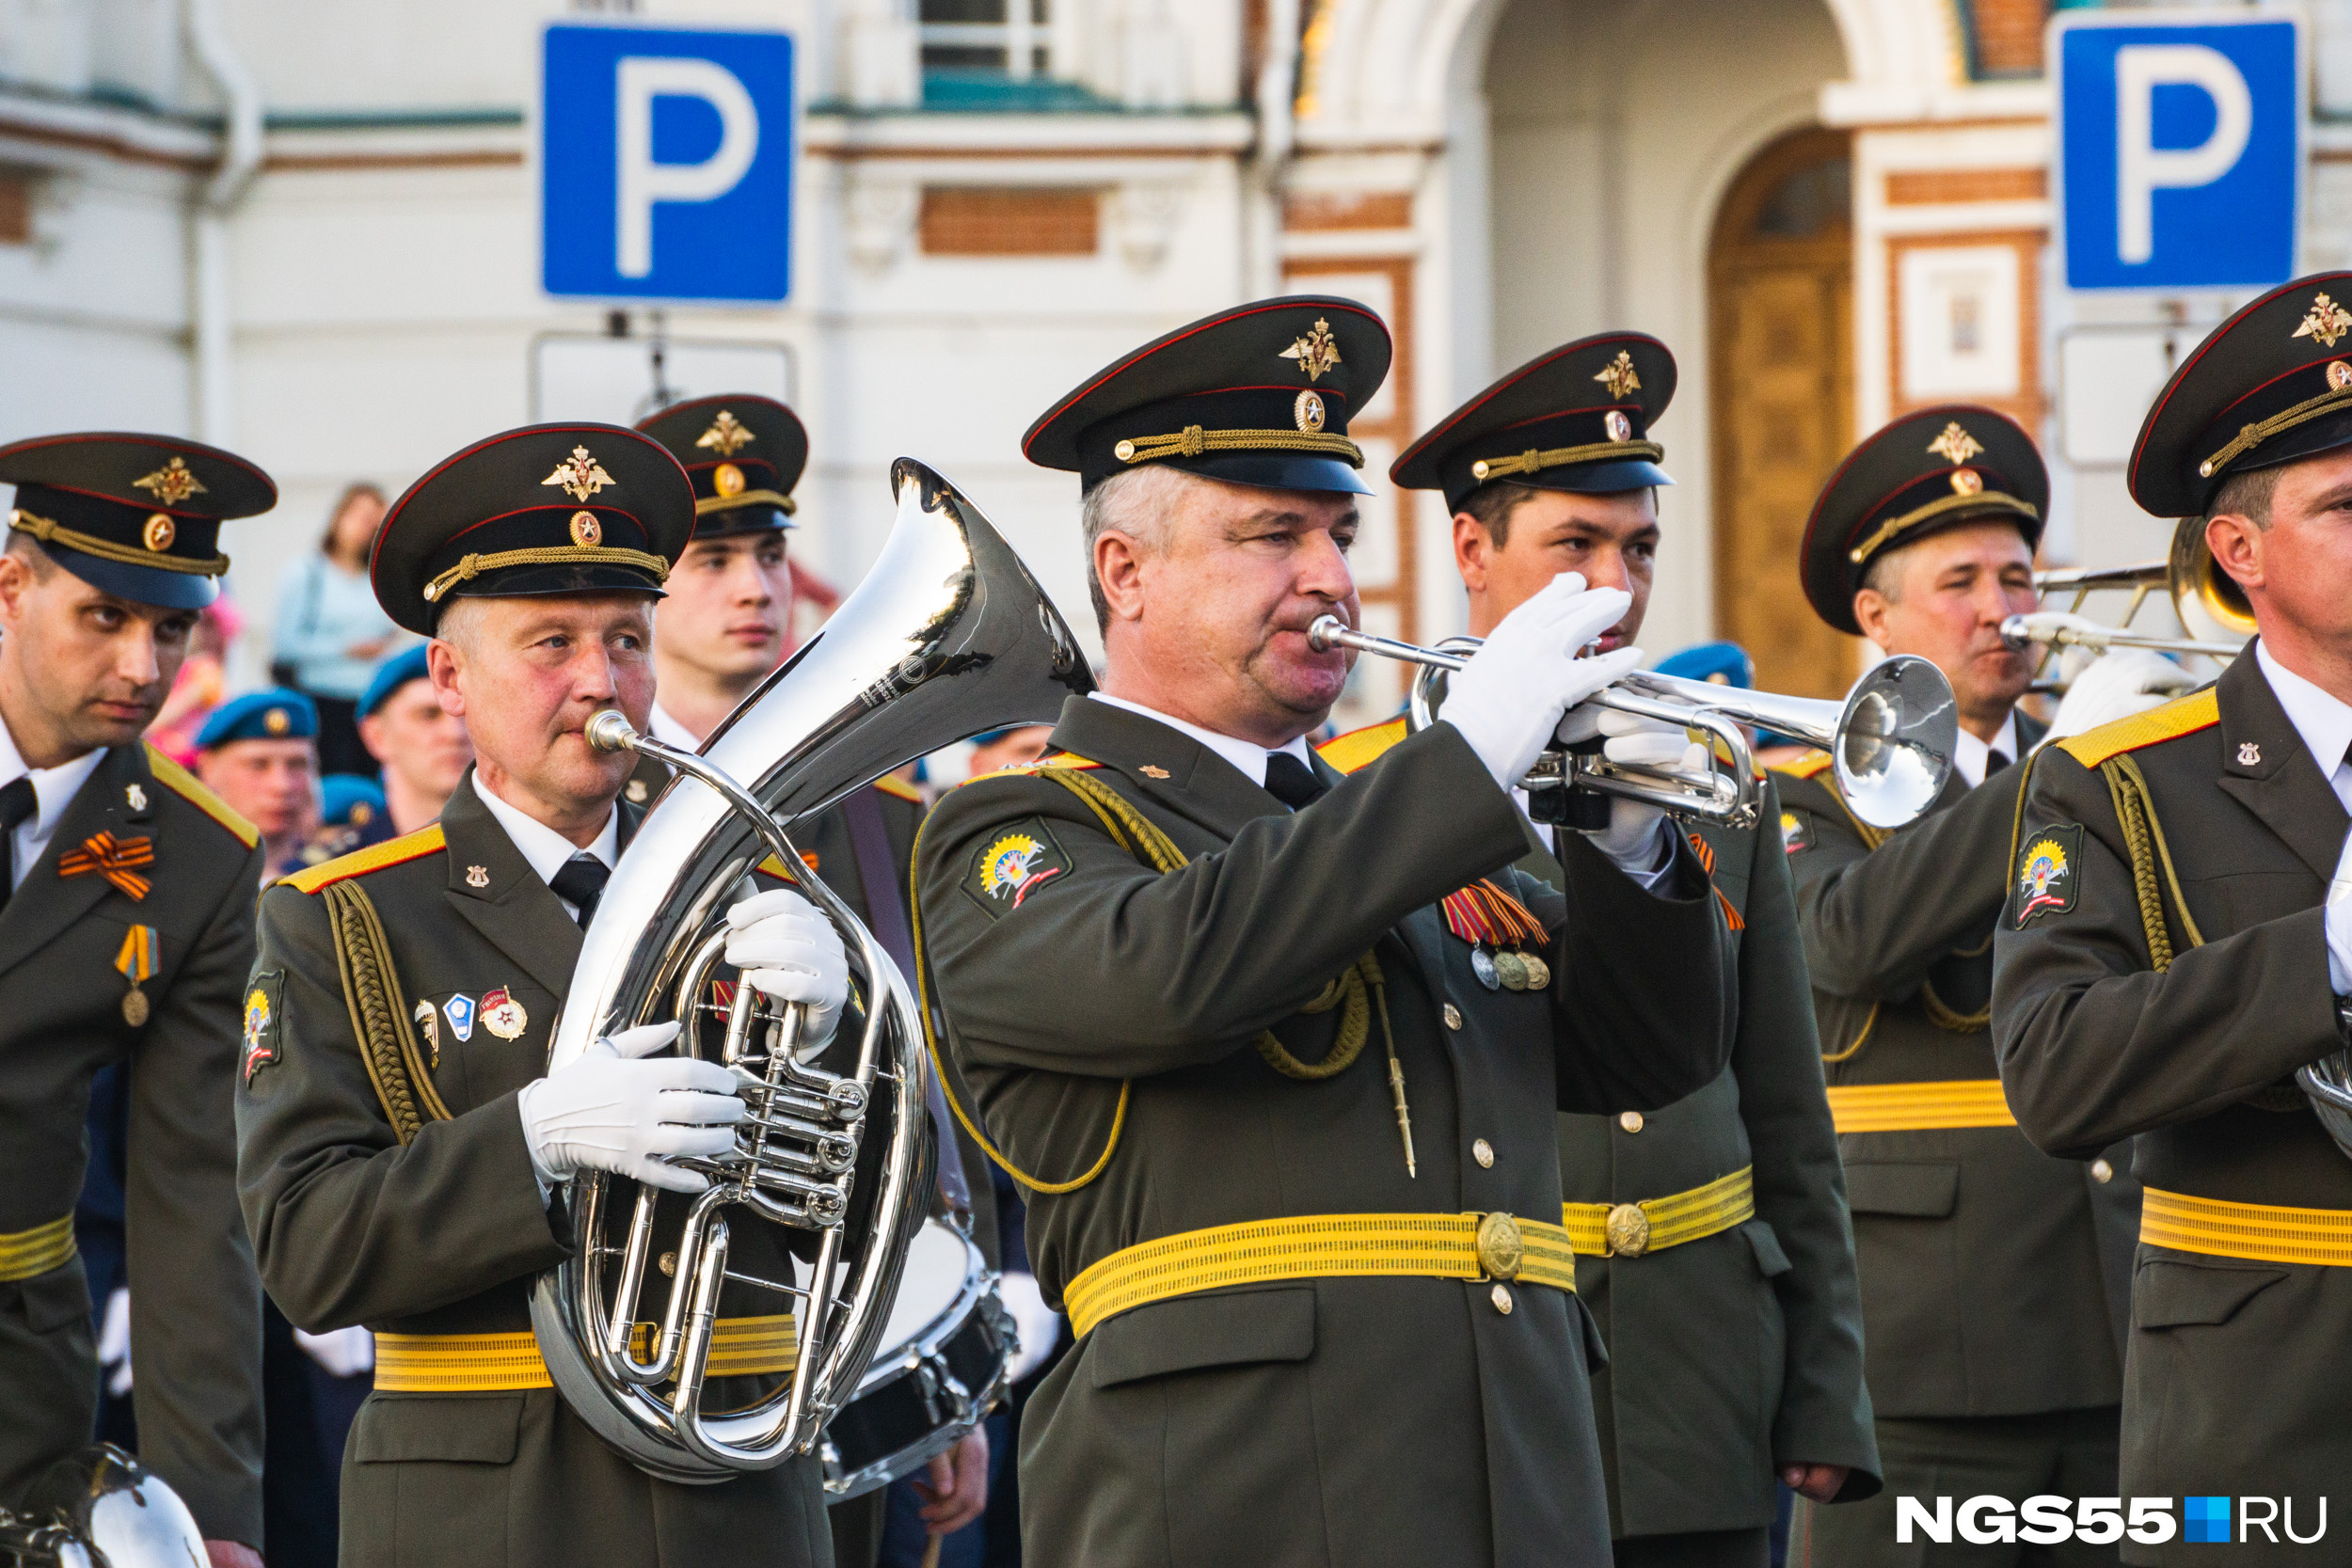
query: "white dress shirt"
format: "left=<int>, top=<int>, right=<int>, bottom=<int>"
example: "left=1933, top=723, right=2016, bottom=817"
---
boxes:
left=1088, top=692, right=1315, bottom=789
left=472, top=777, right=619, bottom=919
left=2253, top=645, right=2352, bottom=994
left=0, top=718, right=105, bottom=893
left=1950, top=712, right=2021, bottom=791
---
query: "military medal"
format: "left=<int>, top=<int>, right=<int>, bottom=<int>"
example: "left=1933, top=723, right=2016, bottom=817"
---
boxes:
left=1518, top=953, right=1551, bottom=990
left=115, top=924, right=158, bottom=1025
left=1470, top=948, right=1501, bottom=990
left=1441, top=879, right=1549, bottom=994
left=1492, top=950, right=1530, bottom=991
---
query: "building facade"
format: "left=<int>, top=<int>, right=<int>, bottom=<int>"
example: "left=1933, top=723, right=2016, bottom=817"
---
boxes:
left=0, top=0, right=2343, bottom=717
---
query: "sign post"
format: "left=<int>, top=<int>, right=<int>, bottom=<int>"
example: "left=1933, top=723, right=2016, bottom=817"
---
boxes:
left=539, top=22, right=795, bottom=306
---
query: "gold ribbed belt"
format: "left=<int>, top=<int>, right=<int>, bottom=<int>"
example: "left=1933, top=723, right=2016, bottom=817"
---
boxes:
left=1826, top=1079, right=2016, bottom=1134
left=0, top=1216, right=75, bottom=1283
left=375, top=1314, right=798, bottom=1393
left=1061, top=1212, right=1575, bottom=1339
left=2141, top=1187, right=2352, bottom=1268
left=1563, top=1165, right=1755, bottom=1259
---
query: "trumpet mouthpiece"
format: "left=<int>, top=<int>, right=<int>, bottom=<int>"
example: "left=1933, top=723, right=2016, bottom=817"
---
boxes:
left=1307, top=614, right=1348, bottom=652
left=586, top=709, right=641, bottom=754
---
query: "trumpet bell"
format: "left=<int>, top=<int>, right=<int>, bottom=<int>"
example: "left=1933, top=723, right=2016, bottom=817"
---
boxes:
left=1826, top=656, right=1961, bottom=829
left=2168, top=515, right=2257, bottom=642
left=0, top=1446, right=208, bottom=1567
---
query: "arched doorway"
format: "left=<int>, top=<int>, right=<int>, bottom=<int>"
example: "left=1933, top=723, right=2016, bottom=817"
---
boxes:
left=1708, top=126, right=1858, bottom=699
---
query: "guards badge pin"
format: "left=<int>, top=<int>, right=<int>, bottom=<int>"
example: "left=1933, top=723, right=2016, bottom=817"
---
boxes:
left=962, top=818, right=1073, bottom=916
left=2010, top=824, right=2082, bottom=928
left=481, top=986, right=529, bottom=1041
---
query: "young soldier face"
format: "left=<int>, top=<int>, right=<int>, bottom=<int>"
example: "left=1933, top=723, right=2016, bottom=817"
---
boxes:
left=0, top=544, right=197, bottom=756
left=2207, top=446, right=2352, bottom=655
left=655, top=531, right=793, bottom=687
left=1095, top=472, right=1361, bottom=739
left=1851, top=520, right=2037, bottom=728
left=199, top=738, right=317, bottom=843
left=359, top=677, right=473, bottom=806
left=1454, top=487, right=1658, bottom=644
left=428, top=594, right=655, bottom=816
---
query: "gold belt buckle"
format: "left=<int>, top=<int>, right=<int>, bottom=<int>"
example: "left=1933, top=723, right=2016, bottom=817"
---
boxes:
left=1475, top=1212, right=1524, bottom=1281
left=1605, top=1202, right=1651, bottom=1258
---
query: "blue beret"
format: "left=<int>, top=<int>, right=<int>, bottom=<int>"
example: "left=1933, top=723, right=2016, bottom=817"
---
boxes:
left=358, top=644, right=432, bottom=720
left=1654, top=641, right=1755, bottom=690
left=195, top=689, right=318, bottom=750
left=319, top=772, right=388, bottom=829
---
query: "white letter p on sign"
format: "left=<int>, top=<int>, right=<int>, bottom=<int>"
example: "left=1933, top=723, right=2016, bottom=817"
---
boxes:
left=2116, top=43, right=2253, bottom=265
left=615, top=55, right=760, bottom=279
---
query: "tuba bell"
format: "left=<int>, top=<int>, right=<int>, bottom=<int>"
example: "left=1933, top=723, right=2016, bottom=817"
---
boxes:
left=0, top=1446, right=208, bottom=1567
left=2020, top=516, right=2254, bottom=675
left=529, top=458, right=1092, bottom=1480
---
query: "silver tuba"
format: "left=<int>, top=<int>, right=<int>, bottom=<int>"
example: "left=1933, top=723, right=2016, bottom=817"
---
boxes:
left=530, top=457, right=1092, bottom=1481
left=0, top=1446, right=208, bottom=1567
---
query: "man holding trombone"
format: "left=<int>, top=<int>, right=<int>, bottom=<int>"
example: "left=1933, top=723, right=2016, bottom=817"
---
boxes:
left=1321, top=332, right=1879, bottom=1568
left=913, top=297, right=1732, bottom=1566
left=1774, top=407, right=2143, bottom=1565
left=1995, top=273, right=2352, bottom=1556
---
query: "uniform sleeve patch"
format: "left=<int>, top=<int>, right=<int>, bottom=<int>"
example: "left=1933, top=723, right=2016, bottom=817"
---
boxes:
left=243, top=970, right=284, bottom=1085
left=1780, top=810, right=1811, bottom=854
left=961, top=817, right=1073, bottom=916
left=2009, top=823, right=2084, bottom=929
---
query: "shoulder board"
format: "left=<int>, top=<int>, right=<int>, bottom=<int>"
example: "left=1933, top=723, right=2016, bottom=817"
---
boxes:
left=1316, top=716, right=1408, bottom=776
left=143, top=745, right=260, bottom=847
left=1772, top=750, right=1834, bottom=782
left=872, top=773, right=925, bottom=805
left=281, top=824, right=446, bottom=895
left=2056, top=687, right=2221, bottom=768
left=957, top=751, right=1101, bottom=789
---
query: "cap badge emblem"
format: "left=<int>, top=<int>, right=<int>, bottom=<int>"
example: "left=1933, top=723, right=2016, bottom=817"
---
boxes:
left=2238, top=741, right=2262, bottom=767
left=467, top=863, right=489, bottom=888
left=2295, top=293, right=2352, bottom=350
left=1949, top=467, right=1984, bottom=496
left=1279, top=317, right=1343, bottom=383
left=133, top=456, right=206, bottom=506
left=543, top=445, right=616, bottom=503
left=264, top=707, right=290, bottom=736
left=695, top=409, right=756, bottom=456
left=1604, top=409, right=1633, bottom=443
left=2330, top=360, right=2352, bottom=392
left=1593, top=350, right=1643, bottom=401
left=1927, top=421, right=1984, bottom=467
left=713, top=462, right=747, bottom=497
left=569, top=510, right=602, bottom=547
left=1295, top=389, right=1327, bottom=434
left=141, top=514, right=175, bottom=552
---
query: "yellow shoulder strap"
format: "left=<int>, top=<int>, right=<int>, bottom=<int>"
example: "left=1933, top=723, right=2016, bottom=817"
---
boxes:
left=1316, top=717, right=1408, bottom=776
left=2057, top=687, right=2220, bottom=768
left=144, top=746, right=260, bottom=847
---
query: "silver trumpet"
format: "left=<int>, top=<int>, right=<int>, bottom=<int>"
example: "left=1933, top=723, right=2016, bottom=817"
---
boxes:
left=1307, top=616, right=1958, bottom=831
left=529, top=457, right=1091, bottom=1481
left=1998, top=614, right=2241, bottom=663
left=2016, top=517, right=2253, bottom=684
left=0, top=1446, right=207, bottom=1567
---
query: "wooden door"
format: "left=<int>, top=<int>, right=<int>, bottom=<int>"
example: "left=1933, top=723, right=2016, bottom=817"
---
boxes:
left=1709, top=127, right=1857, bottom=699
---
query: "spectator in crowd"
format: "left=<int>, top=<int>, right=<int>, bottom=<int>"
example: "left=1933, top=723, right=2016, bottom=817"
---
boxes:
left=146, top=595, right=244, bottom=768
left=304, top=773, right=391, bottom=863
left=271, top=483, right=407, bottom=775
left=355, top=643, right=470, bottom=833
left=194, top=689, right=319, bottom=879
left=965, top=725, right=1054, bottom=778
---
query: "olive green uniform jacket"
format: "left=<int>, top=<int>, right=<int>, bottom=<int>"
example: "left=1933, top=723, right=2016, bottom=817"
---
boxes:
left=1775, top=718, right=2138, bottom=1420
left=0, top=742, right=265, bottom=1546
left=237, top=772, right=831, bottom=1568
left=1994, top=653, right=2350, bottom=1560
left=915, top=698, right=1732, bottom=1568
left=1544, top=788, right=1880, bottom=1538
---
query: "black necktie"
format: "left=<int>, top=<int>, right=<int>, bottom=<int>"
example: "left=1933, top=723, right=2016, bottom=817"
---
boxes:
left=0, top=776, right=38, bottom=907
left=548, top=853, right=611, bottom=930
left=1987, top=750, right=2012, bottom=778
left=1263, top=752, right=1329, bottom=810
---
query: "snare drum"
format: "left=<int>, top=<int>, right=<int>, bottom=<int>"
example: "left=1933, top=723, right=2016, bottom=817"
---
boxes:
left=822, top=1216, right=1012, bottom=1499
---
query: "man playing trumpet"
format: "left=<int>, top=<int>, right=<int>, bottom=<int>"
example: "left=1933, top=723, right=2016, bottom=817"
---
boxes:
left=913, top=297, right=1732, bottom=1567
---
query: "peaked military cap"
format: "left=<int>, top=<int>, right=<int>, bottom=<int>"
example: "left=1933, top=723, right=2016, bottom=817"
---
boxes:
left=634, top=394, right=805, bottom=538
left=0, top=432, right=275, bottom=610
left=1024, top=295, right=1391, bottom=496
left=2131, top=272, right=2352, bottom=519
left=372, top=423, right=692, bottom=635
left=197, top=688, right=317, bottom=749
left=1392, top=333, right=1677, bottom=512
left=1801, top=404, right=2047, bottom=635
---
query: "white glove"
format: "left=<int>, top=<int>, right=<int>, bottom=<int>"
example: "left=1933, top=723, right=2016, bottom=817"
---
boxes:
left=1440, top=573, right=1644, bottom=789
left=97, top=1287, right=131, bottom=1396
left=2044, top=648, right=2198, bottom=743
left=1580, top=709, right=1708, bottom=877
left=2328, top=831, right=2352, bottom=995
left=516, top=1022, right=743, bottom=1196
left=725, top=889, right=850, bottom=1054
left=294, top=1324, right=375, bottom=1378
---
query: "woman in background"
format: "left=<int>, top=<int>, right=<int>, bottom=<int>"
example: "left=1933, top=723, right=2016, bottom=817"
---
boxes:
left=270, top=482, right=408, bottom=774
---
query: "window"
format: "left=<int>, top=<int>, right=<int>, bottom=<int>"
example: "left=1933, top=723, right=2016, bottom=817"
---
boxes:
left=920, top=0, right=1051, bottom=80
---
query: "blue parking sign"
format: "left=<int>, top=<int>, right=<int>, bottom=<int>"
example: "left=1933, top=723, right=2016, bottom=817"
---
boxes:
left=2056, top=13, right=2301, bottom=292
left=540, top=23, right=794, bottom=304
